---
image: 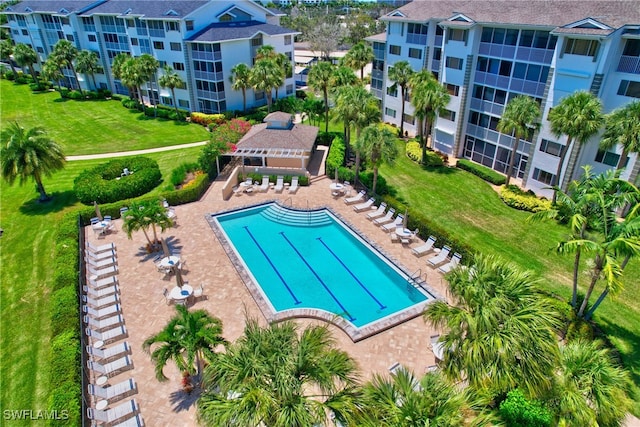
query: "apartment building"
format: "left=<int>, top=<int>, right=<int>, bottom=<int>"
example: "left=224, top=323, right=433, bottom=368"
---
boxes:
left=370, top=1, right=640, bottom=196
left=3, top=0, right=298, bottom=113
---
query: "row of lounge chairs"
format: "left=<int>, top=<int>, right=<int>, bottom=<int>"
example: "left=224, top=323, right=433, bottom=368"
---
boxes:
left=84, top=241, right=143, bottom=427
left=411, top=237, right=463, bottom=273
left=234, top=176, right=300, bottom=196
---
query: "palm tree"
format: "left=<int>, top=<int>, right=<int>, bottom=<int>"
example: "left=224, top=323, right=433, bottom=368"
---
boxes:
left=357, top=367, right=467, bottom=427
left=0, top=122, right=65, bottom=202
left=197, top=319, right=360, bottom=427
left=548, top=91, right=604, bottom=197
left=143, top=305, right=227, bottom=382
left=120, top=56, right=146, bottom=105
left=249, top=58, right=283, bottom=113
left=137, top=53, right=159, bottom=108
left=387, top=61, right=414, bottom=136
left=308, top=61, right=334, bottom=132
left=330, top=65, right=358, bottom=90
left=13, top=43, right=39, bottom=84
left=0, top=40, right=17, bottom=74
left=158, top=65, right=185, bottom=116
left=600, top=100, right=640, bottom=184
left=41, top=58, right=64, bottom=90
left=75, top=50, right=101, bottom=91
left=497, top=95, right=541, bottom=185
left=51, top=40, right=81, bottom=92
left=122, top=200, right=171, bottom=249
left=551, top=339, right=632, bottom=426
left=423, top=255, right=561, bottom=397
left=343, top=41, right=374, bottom=80
left=360, top=124, right=398, bottom=195
left=229, top=63, right=251, bottom=113
left=409, top=70, right=450, bottom=162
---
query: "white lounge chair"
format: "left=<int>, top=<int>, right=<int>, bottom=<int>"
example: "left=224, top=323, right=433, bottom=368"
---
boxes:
left=87, top=399, right=139, bottom=426
left=258, top=175, right=270, bottom=192
left=411, top=236, right=437, bottom=257
left=88, top=378, right=137, bottom=403
left=382, top=215, right=404, bottom=232
left=87, top=342, right=131, bottom=363
left=87, top=355, right=134, bottom=378
left=87, top=256, right=118, bottom=269
left=288, top=176, right=299, bottom=194
left=274, top=175, right=284, bottom=193
left=83, top=293, right=120, bottom=309
left=88, top=276, right=119, bottom=291
left=84, top=283, right=120, bottom=299
left=86, top=248, right=117, bottom=261
left=83, top=304, right=122, bottom=320
left=344, top=190, right=366, bottom=205
left=366, top=203, right=387, bottom=220
left=86, top=325, right=127, bottom=345
left=427, top=246, right=451, bottom=267
left=373, top=209, right=396, bottom=226
left=84, top=314, right=124, bottom=332
left=112, top=414, right=145, bottom=427
left=438, top=253, right=462, bottom=273
left=86, top=241, right=116, bottom=254
left=401, top=229, right=419, bottom=245
left=88, top=265, right=119, bottom=280
left=353, top=197, right=375, bottom=212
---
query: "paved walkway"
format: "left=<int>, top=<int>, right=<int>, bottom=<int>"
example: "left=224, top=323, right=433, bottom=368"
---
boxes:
left=66, top=141, right=208, bottom=161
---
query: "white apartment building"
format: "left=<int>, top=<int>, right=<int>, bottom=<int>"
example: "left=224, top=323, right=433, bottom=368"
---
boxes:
left=3, top=0, right=298, bottom=114
left=369, top=1, right=640, bottom=196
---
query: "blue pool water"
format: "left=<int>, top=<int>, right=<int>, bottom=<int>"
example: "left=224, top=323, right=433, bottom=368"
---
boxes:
left=214, top=204, right=428, bottom=328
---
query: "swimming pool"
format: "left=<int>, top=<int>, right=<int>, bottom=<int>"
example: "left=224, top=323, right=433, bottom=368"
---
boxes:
left=208, top=203, right=434, bottom=340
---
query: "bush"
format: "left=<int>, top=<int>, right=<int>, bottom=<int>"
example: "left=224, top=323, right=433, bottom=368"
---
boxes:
left=58, top=87, right=70, bottom=98
left=29, top=81, right=51, bottom=92
left=316, top=131, right=342, bottom=146
left=500, top=185, right=552, bottom=213
left=67, top=90, right=83, bottom=100
left=190, top=112, right=225, bottom=127
left=499, top=389, right=552, bottom=427
left=74, top=157, right=162, bottom=204
left=326, top=135, right=345, bottom=177
left=170, top=162, right=200, bottom=187
left=2, top=70, right=16, bottom=80
left=423, top=150, right=445, bottom=167
left=457, top=159, right=506, bottom=186
left=15, top=75, right=29, bottom=84
left=360, top=171, right=390, bottom=195
left=406, top=141, right=421, bottom=162
left=121, top=98, right=141, bottom=109
left=50, top=286, right=79, bottom=340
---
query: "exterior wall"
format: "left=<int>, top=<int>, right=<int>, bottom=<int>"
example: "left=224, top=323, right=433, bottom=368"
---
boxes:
left=267, top=156, right=311, bottom=169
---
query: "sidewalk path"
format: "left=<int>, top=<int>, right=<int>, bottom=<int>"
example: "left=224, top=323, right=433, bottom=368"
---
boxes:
left=66, top=140, right=208, bottom=161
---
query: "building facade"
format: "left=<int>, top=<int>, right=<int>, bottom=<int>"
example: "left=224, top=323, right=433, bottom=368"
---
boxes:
left=3, top=0, right=298, bottom=114
left=370, top=1, right=640, bottom=196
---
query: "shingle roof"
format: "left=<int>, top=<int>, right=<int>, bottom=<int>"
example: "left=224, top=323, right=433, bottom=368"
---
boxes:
left=365, top=32, right=387, bottom=42
left=265, top=111, right=293, bottom=122
left=78, top=0, right=208, bottom=18
left=187, top=20, right=297, bottom=42
left=382, top=1, right=640, bottom=31
left=6, top=0, right=101, bottom=15
left=236, top=118, right=318, bottom=152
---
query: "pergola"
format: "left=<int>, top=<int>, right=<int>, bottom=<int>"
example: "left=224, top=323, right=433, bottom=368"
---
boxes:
left=230, top=147, right=309, bottom=168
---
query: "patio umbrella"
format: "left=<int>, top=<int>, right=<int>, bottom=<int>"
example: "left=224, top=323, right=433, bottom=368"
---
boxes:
left=161, top=237, right=171, bottom=257
left=334, top=167, right=339, bottom=183
left=93, top=201, right=103, bottom=221
left=174, top=266, right=184, bottom=288
left=402, top=208, right=408, bottom=229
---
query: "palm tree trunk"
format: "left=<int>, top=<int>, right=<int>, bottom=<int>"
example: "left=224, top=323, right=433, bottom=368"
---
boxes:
left=585, top=288, right=608, bottom=320
left=354, top=151, right=361, bottom=185
left=242, top=88, right=246, bottom=112
left=323, top=89, right=329, bottom=133
left=571, top=248, right=581, bottom=308
left=170, top=87, right=179, bottom=115
left=29, top=66, right=39, bottom=85
left=399, top=86, right=406, bottom=136
left=552, top=140, right=571, bottom=204
left=505, top=133, right=521, bottom=186
left=616, top=149, right=629, bottom=172
left=372, top=166, right=379, bottom=194
left=90, top=72, right=97, bottom=91
left=70, top=63, right=82, bottom=94
left=561, top=140, right=583, bottom=192
left=360, top=66, right=364, bottom=80
left=577, top=255, right=602, bottom=317
left=34, top=174, right=49, bottom=201
left=140, top=227, right=153, bottom=247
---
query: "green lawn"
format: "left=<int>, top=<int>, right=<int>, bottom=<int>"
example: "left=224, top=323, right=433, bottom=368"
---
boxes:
left=381, top=142, right=640, bottom=412
left=0, top=80, right=210, bottom=155
left=0, top=147, right=202, bottom=423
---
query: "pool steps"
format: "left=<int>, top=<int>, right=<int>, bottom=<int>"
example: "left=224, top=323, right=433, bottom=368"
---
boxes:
left=261, top=204, right=333, bottom=227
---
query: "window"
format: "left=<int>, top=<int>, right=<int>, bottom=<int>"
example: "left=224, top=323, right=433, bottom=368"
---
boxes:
left=284, top=35, right=292, bottom=45
left=468, top=111, right=500, bottom=131
left=147, top=20, right=165, bottom=37
left=153, top=41, right=164, bottom=50
left=435, top=26, right=444, bottom=36
left=564, top=38, right=599, bottom=57
left=595, top=149, right=621, bottom=167
left=131, top=38, right=138, bottom=46
left=86, top=34, right=96, bottom=42
left=539, top=139, right=562, bottom=157
left=519, top=30, right=556, bottom=50
left=623, top=39, right=640, bottom=56
left=385, top=107, right=396, bottom=118
left=440, top=109, right=456, bottom=121
left=173, top=62, right=184, bottom=71
left=532, top=168, right=555, bottom=185
left=186, top=20, right=194, bottom=31
left=165, top=21, right=179, bottom=32
left=170, top=42, right=182, bottom=51
left=433, top=47, right=442, bottom=61
left=408, top=48, right=422, bottom=59
left=449, top=29, right=467, bottom=42
left=446, top=83, right=460, bottom=96
left=513, top=63, right=550, bottom=83
left=161, top=96, right=173, bottom=105
left=12, top=30, right=18, bottom=36
left=389, top=45, right=401, bottom=55
left=481, top=27, right=519, bottom=46
left=178, top=99, right=189, bottom=108
left=617, top=80, right=640, bottom=98
left=476, top=57, right=512, bottom=76
left=407, top=23, right=428, bottom=35
left=286, top=84, right=293, bottom=95
left=403, top=114, right=415, bottom=125
left=21, top=29, right=28, bottom=36
left=36, top=47, right=44, bottom=53
left=386, top=86, right=397, bottom=97
left=445, top=56, right=463, bottom=70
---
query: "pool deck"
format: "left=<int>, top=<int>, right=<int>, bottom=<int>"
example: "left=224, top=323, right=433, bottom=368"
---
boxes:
left=85, top=176, right=452, bottom=426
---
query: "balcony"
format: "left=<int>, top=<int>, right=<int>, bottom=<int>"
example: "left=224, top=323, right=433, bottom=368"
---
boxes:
left=191, top=50, right=222, bottom=61
left=617, top=55, right=640, bottom=74
left=406, top=33, right=427, bottom=45
left=194, top=70, right=224, bottom=82
left=470, top=98, right=504, bottom=116
left=478, top=42, right=516, bottom=59
left=196, top=90, right=225, bottom=101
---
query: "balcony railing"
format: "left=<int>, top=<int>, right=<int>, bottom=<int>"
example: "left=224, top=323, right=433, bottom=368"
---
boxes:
left=191, top=50, right=222, bottom=61
left=196, top=89, right=225, bottom=101
left=406, top=33, right=427, bottom=45
left=194, top=70, right=224, bottom=82
left=617, top=55, right=640, bottom=74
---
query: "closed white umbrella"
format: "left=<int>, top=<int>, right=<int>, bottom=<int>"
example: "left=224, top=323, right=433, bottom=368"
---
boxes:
left=93, top=201, right=103, bottom=221
left=402, top=208, right=408, bottom=229
left=334, top=167, right=339, bottom=183
left=161, top=237, right=171, bottom=257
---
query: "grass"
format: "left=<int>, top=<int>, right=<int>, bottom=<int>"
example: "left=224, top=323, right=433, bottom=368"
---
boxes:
left=0, top=147, right=202, bottom=423
left=0, top=80, right=210, bottom=156
left=380, top=142, right=640, bottom=413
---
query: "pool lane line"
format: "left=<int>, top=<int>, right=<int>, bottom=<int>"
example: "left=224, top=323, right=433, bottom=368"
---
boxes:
left=243, top=226, right=301, bottom=305
left=316, top=237, right=387, bottom=311
left=279, top=232, right=355, bottom=322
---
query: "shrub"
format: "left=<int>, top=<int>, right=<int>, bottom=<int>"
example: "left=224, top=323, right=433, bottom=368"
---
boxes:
left=29, top=82, right=51, bottom=92
left=67, top=90, right=83, bottom=100
left=423, top=150, right=445, bottom=167
left=74, top=157, right=162, bottom=204
left=121, top=98, right=141, bottom=109
left=499, top=389, right=552, bottom=427
left=190, top=112, right=225, bottom=127
left=457, top=159, right=506, bottom=186
left=58, top=87, right=70, bottom=98
left=326, top=135, right=345, bottom=177
left=50, top=286, right=78, bottom=337
left=500, top=185, right=552, bottom=213
left=170, top=162, right=200, bottom=187
left=405, top=141, right=421, bottom=162
left=15, top=75, right=29, bottom=84
left=360, top=171, right=390, bottom=195
left=316, top=131, right=342, bottom=146
left=2, top=70, right=16, bottom=80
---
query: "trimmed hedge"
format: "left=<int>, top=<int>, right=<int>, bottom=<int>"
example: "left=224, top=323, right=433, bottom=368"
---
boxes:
left=406, top=141, right=421, bottom=162
left=500, top=185, right=552, bottom=213
left=241, top=173, right=310, bottom=186
left=190, top=112, right=225, bottom=127
left=325, top=135, right=345, bottom=177
left=456, top=159, right=507, bottom=186
left=74, top=157, right=162, bottom=205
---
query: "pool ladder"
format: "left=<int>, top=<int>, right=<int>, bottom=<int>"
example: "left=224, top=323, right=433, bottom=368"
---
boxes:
left=276, top=198, right=293, bottom=221
left=407, top=268, right=426, bottom=290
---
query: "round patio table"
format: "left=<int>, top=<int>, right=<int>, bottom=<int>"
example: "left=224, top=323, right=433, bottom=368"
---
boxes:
left=95, top=400, right=108, bottom=411
left=159, top=256, right=180, bottom=268
left=170, top=284, right=193, bottom=301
